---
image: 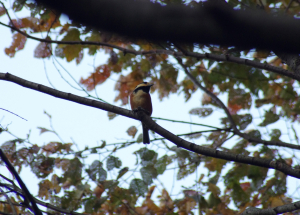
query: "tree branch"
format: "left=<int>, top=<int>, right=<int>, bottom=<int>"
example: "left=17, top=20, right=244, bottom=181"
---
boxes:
left=0, top=20, right=298, bottom=80
left=174, top=44, right=300, bottom=150
left=32, top=0, right=300, bottom=53
left=0, top=149, right=42, bottom=215
left=1, top=72, right=300, bottom=180
left=241, top=201, right=300, bottom=214
left=0, top=183, right=84, bottom=215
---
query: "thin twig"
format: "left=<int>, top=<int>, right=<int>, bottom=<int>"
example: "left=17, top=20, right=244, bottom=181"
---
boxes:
left=0, top=187, right=17, bottom=215
left=0, top=108, right=27, bottom=121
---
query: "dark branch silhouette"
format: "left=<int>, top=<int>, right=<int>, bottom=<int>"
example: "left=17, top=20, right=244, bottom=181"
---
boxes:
left=32, top=0, right=300, bottom=53
left=0, top=149, right=42, bottom=215
left=0, top=14, right=297, bottom=81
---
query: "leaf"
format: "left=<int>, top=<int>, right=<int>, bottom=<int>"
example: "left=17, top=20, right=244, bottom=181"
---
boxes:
left=207, top=131, right=228, bottom=147
left=136, top=134, right=143, bottom=143
left=126, top=126, right=138, bottom=138
left=205, top=157, right=227, bottom=172
left=38, top=179, right=52, bottom=200
left=76, top=49, right=83, bottom=64
left=259, top=110, right=280, bottom=126
left=246, top=129, right=262, bottom=140
left=58, top=28, right=82, bottom=62
left=31, top=154, right=55, bottom=178
left=154, top=155, right=171, bottom=175
left=109, top=50, right=118, bottom=65
left=117, top=167, right=129, bottom=180
left=1, top=141, right=16, bottom=160
left=136, top=147, right=158, bottom=167
left=86, top=160, right=107, bottom=182
left=85, top=30, right=102, bottom=55
left=0, top=7, right=6, bottom=16
left=62, top=157, right=82, bottom=185
left=42, top=142, right=63, bottom=155
left=140, top=166, right=157, bottom=185
left=189, top=107, right=213, bottom=117
left=129, top=178, right=148, bottom=196
left=37, top=126, right=53, bottom=135
left=13, top=0, right=25, bottom=12
left=228, top=89, right=252, bottom=114
left=107, top=112, right=118, bottom=120
left=80, top=65, right=111, bottom=91
left=270, top=129, right=281, bottom=141
left=222, top=114, right=252, bottom=130
left=5, top=33, right=27, bottom=57
left=93, top=183, right=104, bottom=198
left=106, top=156, right=122, bottom=171
left=159, top=189, right=174, bottom=211
left=34, top=37, right=52, bottom=58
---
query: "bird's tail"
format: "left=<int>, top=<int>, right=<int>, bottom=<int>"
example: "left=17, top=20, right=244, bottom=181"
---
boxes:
left=142, top=123, right=150, bottom=144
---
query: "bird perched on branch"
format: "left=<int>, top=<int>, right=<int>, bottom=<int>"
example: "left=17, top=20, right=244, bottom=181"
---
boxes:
left=130, top=82, right=153, bottom=144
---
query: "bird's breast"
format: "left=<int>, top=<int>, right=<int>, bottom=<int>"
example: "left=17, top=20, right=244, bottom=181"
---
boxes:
left=130, top=91, right=152, bottom=115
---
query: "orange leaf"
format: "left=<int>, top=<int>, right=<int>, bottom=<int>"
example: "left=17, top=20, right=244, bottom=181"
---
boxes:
left=80, top=65, right=111, bottom=91
left=5, top=33, right=27, bottom=57
left=94, top=183, right=104, bottom=198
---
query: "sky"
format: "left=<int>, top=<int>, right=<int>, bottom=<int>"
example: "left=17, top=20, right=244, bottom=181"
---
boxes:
left=1, top=1, right=300, bottom=214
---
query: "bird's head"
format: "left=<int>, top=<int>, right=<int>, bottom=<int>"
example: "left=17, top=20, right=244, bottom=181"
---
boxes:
left=133, top=82, right=154, bottom=93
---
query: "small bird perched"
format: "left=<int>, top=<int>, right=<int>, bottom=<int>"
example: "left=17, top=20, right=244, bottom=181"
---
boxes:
left=130, top=82, right=153, bottom=144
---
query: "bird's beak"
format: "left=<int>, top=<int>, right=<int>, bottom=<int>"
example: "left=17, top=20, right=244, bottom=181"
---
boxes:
left=148, top=83, right=154, bottom=87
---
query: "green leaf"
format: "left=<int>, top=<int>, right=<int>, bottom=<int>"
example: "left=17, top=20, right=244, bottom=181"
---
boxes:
left=136, top=148, right=157, bottom=166
left=154, top=155, right=171, bottom=175
left=86, top=160, right=107, bottom=182
left=269, top=129, right=281, bottom=141
left=117, top=167, right=129, bottom=180
left=129, top=178, right=148, bottom=196
left=259, top=110, right=280, bottom=126
left=106, top=156, right=122, bottom=171
left=59, top=29, right=82, bottom=62
left=221, top=114, right=252, bottom=130
left=140, top=165, right=157, bottom=185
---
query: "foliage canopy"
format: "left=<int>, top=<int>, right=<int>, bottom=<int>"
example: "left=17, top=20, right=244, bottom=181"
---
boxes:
left=1, top=0, right=300, bottom=214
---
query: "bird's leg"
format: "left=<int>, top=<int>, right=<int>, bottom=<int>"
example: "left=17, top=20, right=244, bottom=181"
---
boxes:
left=133, top=106, right=150, bottom=115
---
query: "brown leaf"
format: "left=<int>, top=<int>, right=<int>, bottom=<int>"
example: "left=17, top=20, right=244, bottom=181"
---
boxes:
left=107, top=111, right=118, bottom=120
left=5, top=33, right=27, bottom=57
left=94, top=183, right=104, bottom=198
left=38, top=179, right=52, bottom=200
left=127, top=126, right=137, bottom=138
left=55, top=158, right=70, bottom=171
left=0, top=7, right=6, bottom=16
left=34, top=38, right=52, bottom=58
left=51, top=174, right=61, bottom=194
left=42, top=142, right=63, bottom=155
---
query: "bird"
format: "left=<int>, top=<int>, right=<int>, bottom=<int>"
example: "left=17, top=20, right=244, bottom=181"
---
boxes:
left=130, top=82, right=153, bottom=144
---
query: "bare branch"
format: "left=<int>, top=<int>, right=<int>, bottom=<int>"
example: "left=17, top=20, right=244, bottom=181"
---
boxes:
left=0, top=149, right=42, bottom=215
left=0, top=183, right=85, bottom=215
left=0, top=20, right=298, bottom=80
left=241, top=201, right=300, bottom=214
left=0, top=187, right=18, bottom=215
left=1, top=72, right=300, bottom=180
left=174, top=44, right=300, bottom=150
